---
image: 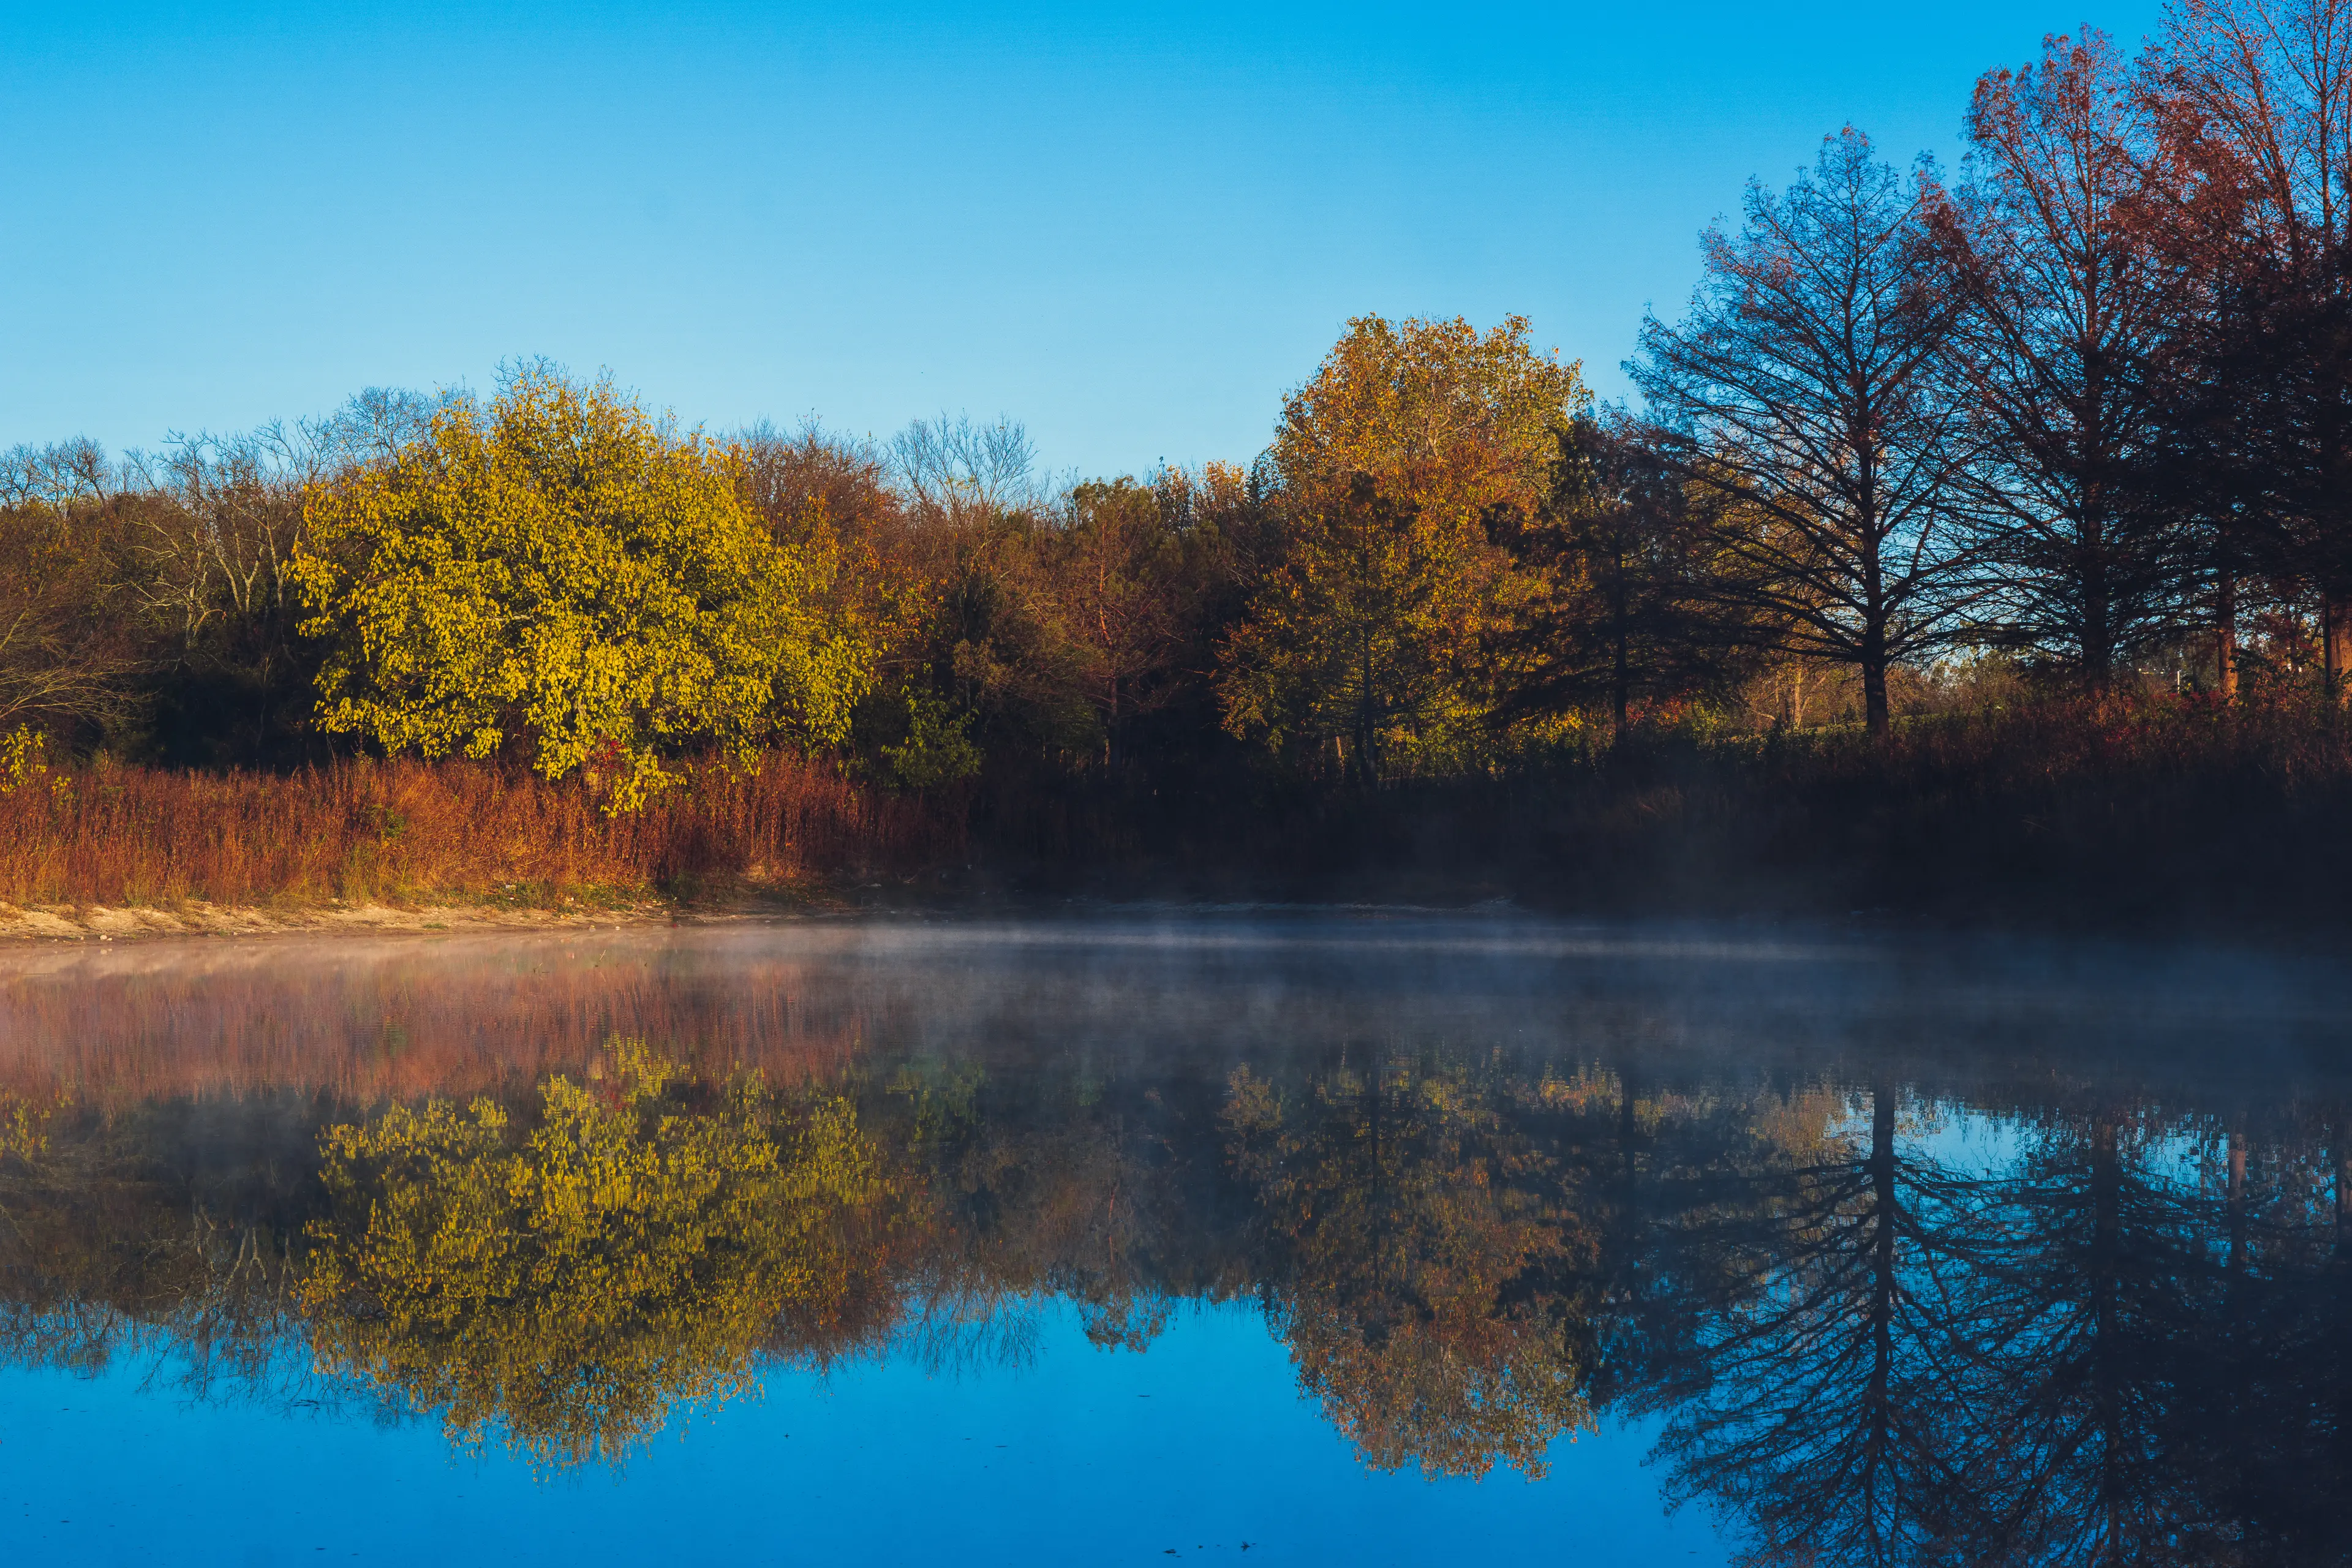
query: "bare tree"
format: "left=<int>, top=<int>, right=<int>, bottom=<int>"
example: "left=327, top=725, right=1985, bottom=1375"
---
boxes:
left=2155, top=0, right=2352, bottom=693
left=326, top=386, right=444, bottom=467
left=125, top=423, right=322, bottom=643
left=0, top=440, right=141, bottom=734
left=0, top=519, right=141, bottom=733
left=0, top=437, right=119, bottom=511
left=1936, top=31, right=2191, bottom=687
left=889, top=412, right=1039, bottom=518
left=736, top=418, right=901, bottom=545
left=1632, top=129, right=1980, bottom=737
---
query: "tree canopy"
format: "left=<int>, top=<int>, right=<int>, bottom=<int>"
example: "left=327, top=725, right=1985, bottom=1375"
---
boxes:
left=293, top=369, right=876, bottom=809
left=1221, top=315, right=1590, bottom=781
left=1270, top=313, right=1587, bottom=521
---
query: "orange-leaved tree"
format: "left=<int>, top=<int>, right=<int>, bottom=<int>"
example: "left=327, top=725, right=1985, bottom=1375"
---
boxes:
left=1221, top=315, right=1588, bottom=781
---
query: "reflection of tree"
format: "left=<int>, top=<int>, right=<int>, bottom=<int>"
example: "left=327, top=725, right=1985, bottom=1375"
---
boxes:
left=1965, top=1110, right=2222, bottom=1564
left=24, top=1022, right=2352, bottom=1551
left=301, top=1041, right=900, bottom=1466
left=1223, top=1058, right=1595, bottom=1479
left=2166, top=1110, right=2352, bottom=1564
left=1640, top=1088, right=2352, bottom=1567
left=0, top=1089, right=325, bottom=1406
left=876, top=1052, right=1224, bottom=1363
left=1570, top=1061, right=1776, bottom=1420
left=1648, top=1079, right=2005, bottom=1566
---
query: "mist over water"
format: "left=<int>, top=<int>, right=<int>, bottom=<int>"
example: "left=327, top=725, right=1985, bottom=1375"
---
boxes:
left=2, top=914, right=2350, bottom=1565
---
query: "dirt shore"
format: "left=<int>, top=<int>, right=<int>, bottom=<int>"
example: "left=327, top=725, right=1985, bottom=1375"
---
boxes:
left=0, top=898, right=679, bottom=943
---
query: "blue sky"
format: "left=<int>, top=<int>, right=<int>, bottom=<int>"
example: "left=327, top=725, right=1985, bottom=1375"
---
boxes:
left=2, top=1, right=2160, bottom=478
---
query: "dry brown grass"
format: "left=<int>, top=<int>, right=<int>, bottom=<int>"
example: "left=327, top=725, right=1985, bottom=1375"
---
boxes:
left=0, top=752, right=957, bottom=908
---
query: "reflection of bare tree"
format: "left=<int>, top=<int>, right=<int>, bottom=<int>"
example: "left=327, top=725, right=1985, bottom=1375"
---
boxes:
left=1572, top=1060, right=1790, bottom=1420
left=1964, top=1110, right=2223, bottom=1564
left=1645, top=1077, right=2008, bottom=1566
left=2163, top=1107, right=2352, bottom=1563
left=0, top=1090, right=350, bottom=1413
left=1640, top=1088, right=2352, bottom=1566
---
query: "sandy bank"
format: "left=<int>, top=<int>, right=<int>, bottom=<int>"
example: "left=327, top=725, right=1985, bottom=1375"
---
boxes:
left=0, top=897, right=677, bottom=943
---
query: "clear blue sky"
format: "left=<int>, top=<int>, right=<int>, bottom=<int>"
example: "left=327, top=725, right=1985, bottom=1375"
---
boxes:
left=2, top=1, right=2160, bottom=478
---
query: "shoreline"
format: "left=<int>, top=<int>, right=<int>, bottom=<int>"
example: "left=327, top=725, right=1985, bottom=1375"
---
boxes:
left=0, top=896, right=692, bottom=944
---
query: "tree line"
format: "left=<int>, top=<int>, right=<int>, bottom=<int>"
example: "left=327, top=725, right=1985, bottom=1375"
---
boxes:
left=1630, top=0, right=2352, bottom=736
left=6, top=0, right=2351, bottom=810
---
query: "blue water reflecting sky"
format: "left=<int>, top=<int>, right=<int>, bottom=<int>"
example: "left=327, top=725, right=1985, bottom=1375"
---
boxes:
left=10, top=917, right=2351, bottom=1562
left=2, top=1299, right=1723, bottom=1566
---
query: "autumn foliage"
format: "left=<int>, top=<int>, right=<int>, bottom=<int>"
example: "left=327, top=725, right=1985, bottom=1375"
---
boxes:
left=295, top=369, right=876, bottom=811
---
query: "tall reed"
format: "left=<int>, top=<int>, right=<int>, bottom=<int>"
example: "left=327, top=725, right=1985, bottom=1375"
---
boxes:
left=0, top=752, right=956, bottom=908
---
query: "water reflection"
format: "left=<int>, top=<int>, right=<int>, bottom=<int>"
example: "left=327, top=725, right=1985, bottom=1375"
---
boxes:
left=1224, top=1060, right=1594, bottom=1479
left=302, top=1043, right=901, bottom=1466
left=3, top=919, right=2351, bottom=1562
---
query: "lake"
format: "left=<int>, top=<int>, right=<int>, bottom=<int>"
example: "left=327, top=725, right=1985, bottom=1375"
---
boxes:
left=1, top=913, right=2348, bottom=1566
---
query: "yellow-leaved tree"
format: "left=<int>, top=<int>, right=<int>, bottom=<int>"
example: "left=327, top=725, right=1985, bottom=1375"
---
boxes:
left=1220, top=315, right=1587, bottom=782
left=1219, top=477, right=1482, bottom=786
left=292, top=368, right=875, bottom=810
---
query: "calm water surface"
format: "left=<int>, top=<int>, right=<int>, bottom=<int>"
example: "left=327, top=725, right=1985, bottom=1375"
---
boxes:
left=1, top=914, right=2349, bottom=1566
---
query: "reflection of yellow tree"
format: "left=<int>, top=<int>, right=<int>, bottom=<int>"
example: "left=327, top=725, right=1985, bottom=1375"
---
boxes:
left=1224, top=1061, right=1595, bottom=1479
left=302, top=1041, right=899, bottom=1466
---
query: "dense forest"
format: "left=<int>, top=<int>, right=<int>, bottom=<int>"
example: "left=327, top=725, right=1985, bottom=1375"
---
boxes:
left=9, top=0, right=2352, bottom=921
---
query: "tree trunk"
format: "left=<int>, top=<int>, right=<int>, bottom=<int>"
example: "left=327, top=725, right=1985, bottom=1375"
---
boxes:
left=2335, top=1121, right=2351, bottom=1264
left=2092, top=1116, right=2124, bottom=1554
left=2081, top=522, right=2113, bottom=693
left=2326, top=593, right=2350, bottom=706
left=2217, top=564, right=2239, bottom=701
left=1861, top=633, right=1891, bottom=740
left=1610, top=540, right=1630, bottom=735
left=1864, top=1077, right=1899, bottom=1526
left=1611, top=622, right=1630, bottom=735
left=2226, top=1125, right=2247, bottom=1276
